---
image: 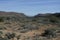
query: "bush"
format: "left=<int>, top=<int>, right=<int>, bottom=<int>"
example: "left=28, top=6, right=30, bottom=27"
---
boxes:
left=0, top=26, right=6, bottom=30
left=5, top=33, right=15, bottom=39
left=22, top=24, right=39, bottom=30
left=49, top=16, right=59, bottom=23
left=41, top=29, right=56, bottom=38
left=6, top=17, right=10, bottom=20
left=0, top=31, right=3, bottom=35
left=0, top=37, right=9, bottom=40
left=19, top=24, right=39, bottom=33
left=0, top=17, right=4, bottom=22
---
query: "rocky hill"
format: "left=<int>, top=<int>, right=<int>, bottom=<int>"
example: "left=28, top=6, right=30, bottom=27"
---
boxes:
left=0, top=11, right=60, bottom=40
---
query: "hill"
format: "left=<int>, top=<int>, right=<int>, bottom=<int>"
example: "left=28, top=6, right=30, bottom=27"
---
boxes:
left=0, top=11, right=60, bottom=40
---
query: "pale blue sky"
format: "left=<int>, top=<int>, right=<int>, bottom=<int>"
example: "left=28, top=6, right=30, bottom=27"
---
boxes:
left=0, top=0, right=60, bottom=16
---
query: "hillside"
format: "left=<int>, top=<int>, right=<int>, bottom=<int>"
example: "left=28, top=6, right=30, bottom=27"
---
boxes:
left=0, top=11, right=60, bottom=40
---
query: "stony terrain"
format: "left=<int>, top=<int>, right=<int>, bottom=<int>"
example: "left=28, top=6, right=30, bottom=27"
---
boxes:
left=0, top=11, right=60, bottom=40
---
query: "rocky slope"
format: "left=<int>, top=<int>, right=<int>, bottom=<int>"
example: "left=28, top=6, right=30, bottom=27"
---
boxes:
left=0, top=11, right=60, bottom=40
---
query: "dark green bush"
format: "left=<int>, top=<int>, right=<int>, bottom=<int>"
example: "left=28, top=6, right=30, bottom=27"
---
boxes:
left=41, top=29, right=56, bottom=38
left=49, top=16, right=59, bottom=23
left=6, top=17, right=10, bottom=20
left=0, top=17, right=4, bottom=22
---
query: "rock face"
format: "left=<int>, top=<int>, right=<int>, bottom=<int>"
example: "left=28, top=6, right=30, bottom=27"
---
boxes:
left=0, top=11, right=60, bottom=40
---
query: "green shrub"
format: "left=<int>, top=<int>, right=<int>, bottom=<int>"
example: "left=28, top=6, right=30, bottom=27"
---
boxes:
left=0, top=17, right=4, bottom=22
left=49, top=16, right=59, bottom=23
left=41, top=29, right=56, bottom=38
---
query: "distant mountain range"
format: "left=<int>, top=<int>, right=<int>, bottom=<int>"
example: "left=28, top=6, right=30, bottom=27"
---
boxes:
left=0, top=11, right=60, bottom=17
left=0, top=11, right=60, bottom=23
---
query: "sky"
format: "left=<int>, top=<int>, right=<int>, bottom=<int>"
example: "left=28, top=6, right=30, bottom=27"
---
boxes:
left=0, top=0, right=60, bottom=16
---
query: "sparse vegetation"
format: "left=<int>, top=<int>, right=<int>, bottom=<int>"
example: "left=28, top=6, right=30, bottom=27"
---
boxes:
left=0, top=12, right=60, bottom=40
